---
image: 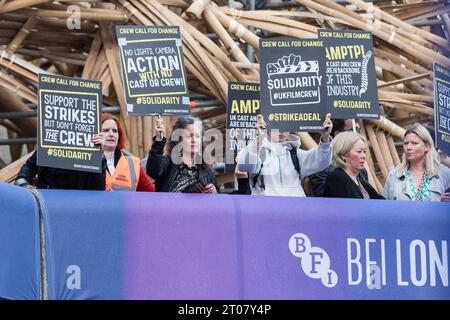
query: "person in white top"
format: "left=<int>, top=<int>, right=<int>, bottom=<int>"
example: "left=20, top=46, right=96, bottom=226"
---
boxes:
left=237, top=114, right=333, bottom=197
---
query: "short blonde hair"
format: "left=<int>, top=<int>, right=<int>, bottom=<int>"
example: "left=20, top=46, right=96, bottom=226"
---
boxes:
left=332, top=131, right=366, bottom=168
left=398, top=123, right=441, bottom=176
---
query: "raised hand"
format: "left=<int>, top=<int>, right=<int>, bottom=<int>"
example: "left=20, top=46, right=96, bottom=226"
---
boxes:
left=321, top=113, right=333, bottom=143
left=255, top=114, right=267, bottom=146
left=155, top=118, right=165, bottom=141
left=91, top=133, right=104, bottom=149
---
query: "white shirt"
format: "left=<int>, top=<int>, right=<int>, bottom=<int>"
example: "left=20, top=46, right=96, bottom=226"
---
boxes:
left=106, top=153, right=115, bottom=176
left=237, top=135, right=332, bottom=197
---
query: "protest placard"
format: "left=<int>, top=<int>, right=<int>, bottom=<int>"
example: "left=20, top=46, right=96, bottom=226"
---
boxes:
left=260, top=39, right=327, bottom=132
left=116, top=25, right=190, bottom=116
left=434, top=63, right=450, bottom=155
left=319, top=29, right=379, bottom=119
left=37, top=74, right=102, bottom=173
left=225, top=82, right=260, bottom=173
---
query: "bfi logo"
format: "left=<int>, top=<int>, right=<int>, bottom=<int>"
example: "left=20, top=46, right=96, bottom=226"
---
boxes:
left=289, top=233, right=338, bottom=288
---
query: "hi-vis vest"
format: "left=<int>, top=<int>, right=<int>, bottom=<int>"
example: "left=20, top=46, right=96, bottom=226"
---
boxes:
left=105, top=155, right=140, bottom=191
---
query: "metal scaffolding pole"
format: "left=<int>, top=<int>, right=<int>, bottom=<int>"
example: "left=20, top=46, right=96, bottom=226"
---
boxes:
left=0, top=137, right=36, bottom=145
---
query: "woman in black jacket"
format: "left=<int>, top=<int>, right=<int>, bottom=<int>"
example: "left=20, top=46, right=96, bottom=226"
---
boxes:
left=323, top=131, right=384, bottom=199
left=146, top=116, right=217, bottom=193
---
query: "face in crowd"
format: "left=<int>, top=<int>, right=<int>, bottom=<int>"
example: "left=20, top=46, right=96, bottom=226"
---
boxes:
left=102, top=119, right=119, bottom=152
left=403, top=132, right=430, bottom=164
left=342, top=139, right=366, bottom=174
left=179, top=123, right=202, bottom=157
left=333, top=131, right=367, bottom=175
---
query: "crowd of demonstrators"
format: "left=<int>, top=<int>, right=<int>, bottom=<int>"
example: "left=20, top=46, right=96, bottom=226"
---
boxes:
left=146, top=116, right=217, bottom=194
left=384, top=123, right=450, bottom=202
left=100, top=113, right=154, bottom=192
left=307, top=119, right=368, bottom=197
left=14, top=112, right=450, bottom=201
left=236, top=114, right=333, bottom=197
left=322, top=131, right=384, bottom=199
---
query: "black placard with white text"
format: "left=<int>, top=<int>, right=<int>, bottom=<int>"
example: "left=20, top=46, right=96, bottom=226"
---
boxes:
left=319, top=29, right=379, bottom=119
left=434, top=63, right=450, bottom=156
left=116, top=25, right=190, bottom=116
left=259, top=38, right=327, bottom=132
left=225, top=82, right=260, bottom=173
left=37, top=74, right=102, bottom=173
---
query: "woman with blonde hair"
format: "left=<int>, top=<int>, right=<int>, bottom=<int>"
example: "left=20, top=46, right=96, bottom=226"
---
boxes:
left=384, top=123, right=450, bottom=201
left=323, top=131, right=384, bottom=199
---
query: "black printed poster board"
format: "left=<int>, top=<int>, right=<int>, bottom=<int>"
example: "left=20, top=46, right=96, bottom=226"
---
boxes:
left=319, top=29, right=379, bottom=119
left=181, top=176, right=209, bottom=193
left=116, top=25, right=190, bottom=116
left=225, top=82, right=260, bottom=173
left=260, top=38, right=327, bottom=132
left=37, top=74, right=102, bottom=173
left=434, top=63, right=450, bottom=156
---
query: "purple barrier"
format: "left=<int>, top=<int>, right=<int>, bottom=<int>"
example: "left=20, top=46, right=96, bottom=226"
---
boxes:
left=35, top=190, right=450, bottom=299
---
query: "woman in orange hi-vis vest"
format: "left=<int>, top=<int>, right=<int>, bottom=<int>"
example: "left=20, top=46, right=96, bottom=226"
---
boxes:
left=101, top=113, right=155, bottom=192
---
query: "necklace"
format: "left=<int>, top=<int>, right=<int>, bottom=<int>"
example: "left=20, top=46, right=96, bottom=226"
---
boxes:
left=406, top=170, right=431, bottom=201
left=356, top=177, right=370, bottom=199
left=345, top=169, right=369, bottom=199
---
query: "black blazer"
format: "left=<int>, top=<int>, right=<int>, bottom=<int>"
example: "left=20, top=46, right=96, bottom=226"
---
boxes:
left=323, top=167, right=384, bottom=199
left=308, top=165, right=368, bottom=197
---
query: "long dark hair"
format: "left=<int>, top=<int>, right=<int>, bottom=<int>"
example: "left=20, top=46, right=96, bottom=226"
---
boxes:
left=168, top=116, right=212, bottom=170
